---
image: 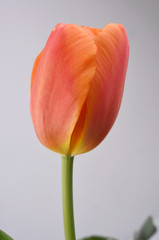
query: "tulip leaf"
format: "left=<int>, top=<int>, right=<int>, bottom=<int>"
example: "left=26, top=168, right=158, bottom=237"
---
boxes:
left=133, top=216, right=157, bottom=240
left=80, top=236, right=117, bottom=240
left=0, top=230, right=13, bottom=240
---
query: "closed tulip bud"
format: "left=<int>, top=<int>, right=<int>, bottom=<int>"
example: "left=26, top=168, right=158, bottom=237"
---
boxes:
left=30, top=23, right=129, bottom=156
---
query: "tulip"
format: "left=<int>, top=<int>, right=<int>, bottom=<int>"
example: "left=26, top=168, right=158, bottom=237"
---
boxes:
left=30, top=23, right=129, bottom=240
left=30, top=23, right=129, bottom=156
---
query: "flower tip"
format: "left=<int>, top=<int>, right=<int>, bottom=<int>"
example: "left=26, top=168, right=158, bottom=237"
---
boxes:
left=52, top=23, right=64, bottom=32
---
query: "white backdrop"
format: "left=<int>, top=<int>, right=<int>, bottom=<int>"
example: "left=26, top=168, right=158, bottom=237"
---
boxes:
left=0, top=0, right=159, bottom=239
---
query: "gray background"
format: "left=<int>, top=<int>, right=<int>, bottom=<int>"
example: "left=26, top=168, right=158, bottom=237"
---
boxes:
left=0, top=0, right=159, bottom=239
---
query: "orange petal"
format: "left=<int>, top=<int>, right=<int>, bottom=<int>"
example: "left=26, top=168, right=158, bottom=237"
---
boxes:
left=70, top=24, right=129, bottom=155
left=81, top=26, right=102, bottom=39
left=30, top=23, right=97, bottom=155
left=30, top=51, right=43, bottom=91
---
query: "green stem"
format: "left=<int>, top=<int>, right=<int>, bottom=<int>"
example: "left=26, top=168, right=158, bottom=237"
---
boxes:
left=62, top=155, right=76, bottom=240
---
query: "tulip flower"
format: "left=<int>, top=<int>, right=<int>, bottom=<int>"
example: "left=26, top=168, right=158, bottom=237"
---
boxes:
left=30, top=23, right=129, bottom=240
left=30, top=23, right=129, bottom=156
